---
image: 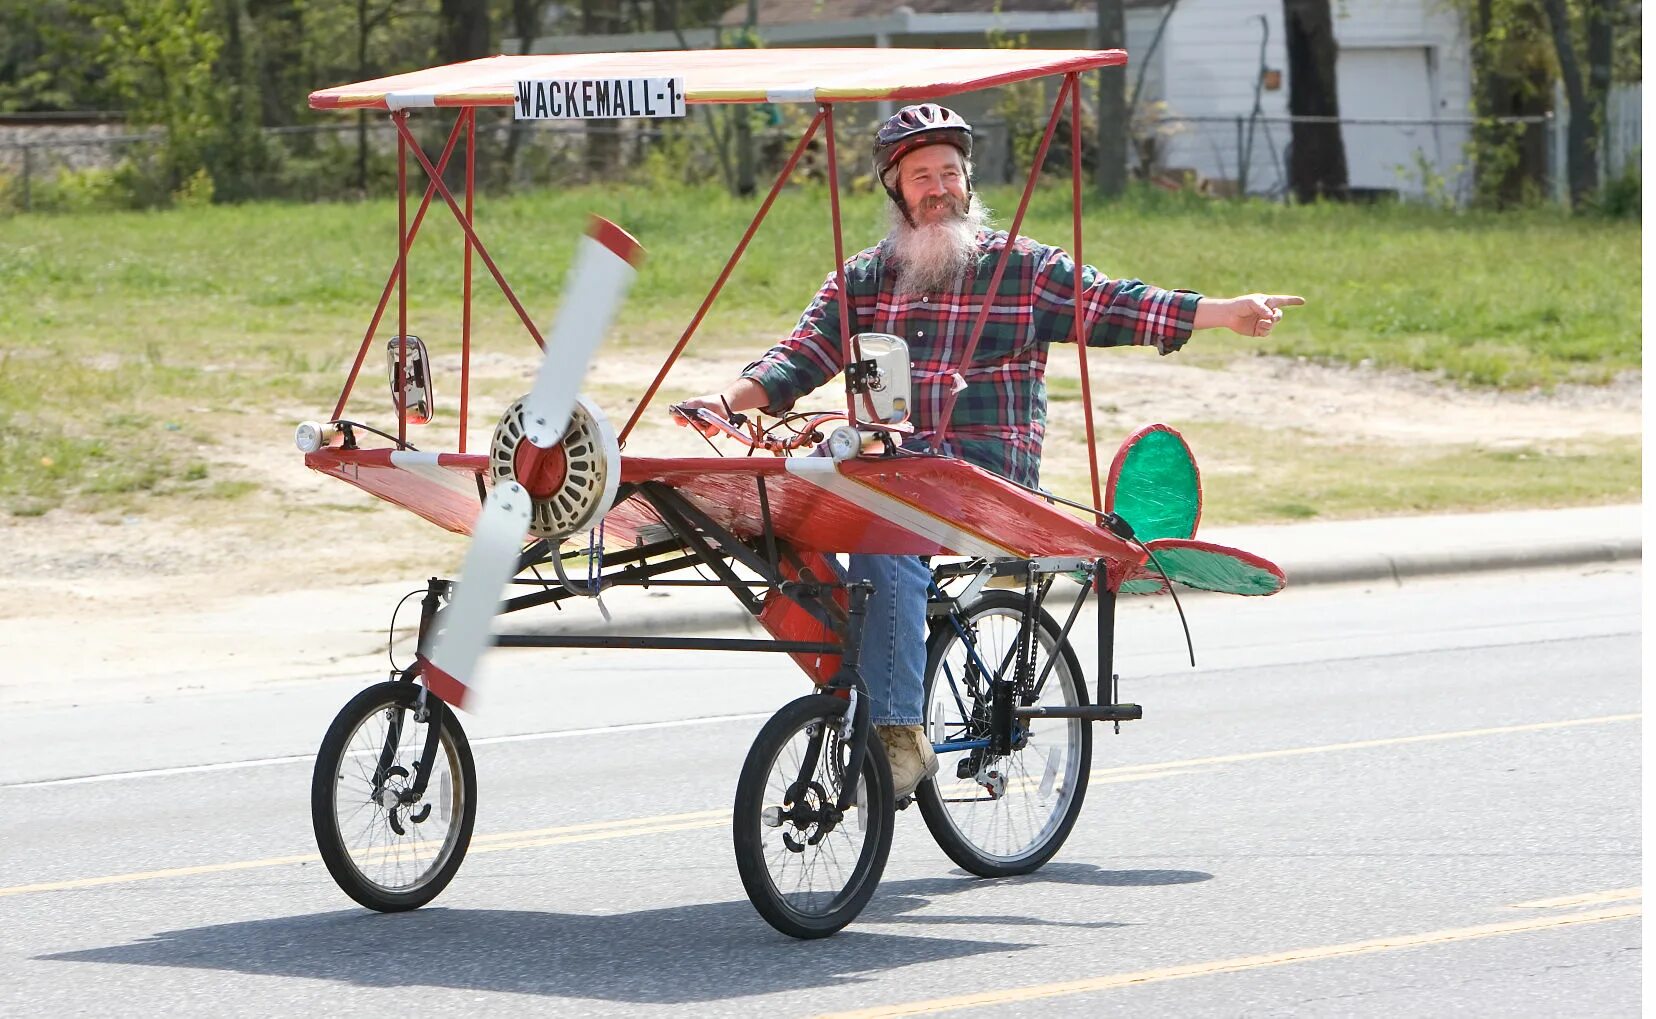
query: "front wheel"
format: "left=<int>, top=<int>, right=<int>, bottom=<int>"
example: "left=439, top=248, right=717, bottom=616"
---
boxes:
left=916, top=590, right=1091, bottom=877
left=311, top=680, right=477, bottom=911
left=733, top=693, right=895, bottom=938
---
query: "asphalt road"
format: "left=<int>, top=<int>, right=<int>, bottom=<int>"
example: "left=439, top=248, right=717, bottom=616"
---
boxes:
left=2, top=563, right=1641, bottom=1016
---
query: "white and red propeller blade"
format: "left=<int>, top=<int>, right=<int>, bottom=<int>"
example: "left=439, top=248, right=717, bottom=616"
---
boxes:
left=419, top=481, right=533, bottom=710
left=419, top=215, right=643, bottom=711
left=521, top=216, right=643, bottom=449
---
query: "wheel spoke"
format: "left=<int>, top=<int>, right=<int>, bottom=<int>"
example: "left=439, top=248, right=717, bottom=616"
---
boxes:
left=735, top=695, right=891, bottom=936
left=919, top=598, right=1090, bottom=873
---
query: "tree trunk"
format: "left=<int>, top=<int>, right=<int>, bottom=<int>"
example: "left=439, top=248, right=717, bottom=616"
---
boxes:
left=1585, top=0, right=1615, bottom=185
left=732, top=0, right=759, bottom=197
left=437, top=0, right=490, bottom=64
left=216, top=0, right=253, bottom=201
left=1541, top=0, right=1614, bottom=207
left=1282, top=0, right=1348, bottom=201
left=581, top=0, right=620, bottom=179
left=500, top=0, right=549, bottom=189
left=1094, top=0, right=1127, bottom=196
left=356, top=0, right=368, bottom=193
left=437, top=0, right=490, bottom=189
left=1470, top=0, right=1505, bottom=201
left=247, top=0, right=303, bottom=126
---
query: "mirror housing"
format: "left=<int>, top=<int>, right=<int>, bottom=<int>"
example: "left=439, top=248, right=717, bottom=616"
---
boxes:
left=386, top=335, right=435, bottom=425
left=847, top=333, right=911, bottom=426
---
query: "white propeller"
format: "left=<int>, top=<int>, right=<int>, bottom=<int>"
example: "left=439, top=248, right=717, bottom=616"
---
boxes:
left=420, top=216, right=643, bottom=711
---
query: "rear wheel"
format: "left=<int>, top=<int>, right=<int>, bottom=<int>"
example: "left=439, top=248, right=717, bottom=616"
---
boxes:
left=916, top=590, right=1090, bottom=877
left=311, top=681, right=476, bottom=911
left=733, top=693, right=894, bottom=938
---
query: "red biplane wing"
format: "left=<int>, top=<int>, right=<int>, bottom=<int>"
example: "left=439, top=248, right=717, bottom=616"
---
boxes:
left=306, top=448, right=1147, bottom=575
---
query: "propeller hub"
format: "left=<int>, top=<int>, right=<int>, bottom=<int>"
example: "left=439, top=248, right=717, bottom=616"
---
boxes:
left=512, top=440, right=568, bottom=500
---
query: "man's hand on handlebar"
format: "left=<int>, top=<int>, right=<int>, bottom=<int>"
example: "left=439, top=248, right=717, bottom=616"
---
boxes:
left=670, top=394, right=735, bottom=436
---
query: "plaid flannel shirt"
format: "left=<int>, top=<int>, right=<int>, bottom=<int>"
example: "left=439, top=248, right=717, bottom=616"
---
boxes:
left=741, top=230, right=1202, bottom=488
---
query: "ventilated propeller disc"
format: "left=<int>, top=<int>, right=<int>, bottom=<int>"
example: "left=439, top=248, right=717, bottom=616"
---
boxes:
left=490, top=395, right=620, bottom=540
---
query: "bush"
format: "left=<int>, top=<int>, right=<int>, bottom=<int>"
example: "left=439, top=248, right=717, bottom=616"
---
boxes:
left=1590, top=155, right=1640, bottom=218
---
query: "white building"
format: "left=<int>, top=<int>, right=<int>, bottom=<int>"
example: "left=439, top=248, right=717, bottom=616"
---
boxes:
left=522, top=1, right=1489, bottom=201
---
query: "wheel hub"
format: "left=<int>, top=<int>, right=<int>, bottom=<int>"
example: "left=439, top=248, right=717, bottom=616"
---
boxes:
left=777, top=780, right=844, bottom=852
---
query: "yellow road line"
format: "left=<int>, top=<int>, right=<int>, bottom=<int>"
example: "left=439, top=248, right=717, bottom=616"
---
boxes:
left=1507, top=887, right=1640, bottom=909
left=1086, top=713, right=1640, bottom=780
left=0, top=814, right=730, bottom=898
left=468, top=809, right=728, bottom=844
left=818, top=905, right=1642, bottom=1018
left=1, top=713, right=1635, bottom=899
left=0, top=855, right=322, bottom=898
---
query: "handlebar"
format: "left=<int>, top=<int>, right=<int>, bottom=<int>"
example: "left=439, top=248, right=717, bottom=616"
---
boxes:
left=670, top=404, right=848, bottom=455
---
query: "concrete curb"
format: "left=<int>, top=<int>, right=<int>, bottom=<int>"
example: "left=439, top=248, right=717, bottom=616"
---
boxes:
left=523, top=529, right=1642, bottom=637
left=1284, top=535, right=1641, bottom=587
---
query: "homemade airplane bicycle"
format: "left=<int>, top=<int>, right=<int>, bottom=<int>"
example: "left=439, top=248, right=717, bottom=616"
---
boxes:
left=299, top=48, right=1285, bottom=938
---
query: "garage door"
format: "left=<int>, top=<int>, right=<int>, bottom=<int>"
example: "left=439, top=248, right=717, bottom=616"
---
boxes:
left=1336, top=46, right=1441, bottom=195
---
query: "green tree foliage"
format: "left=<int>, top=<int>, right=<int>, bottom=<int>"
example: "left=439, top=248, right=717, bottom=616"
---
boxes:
left=0, top=1, right=114, bottom=111
left=91, top=0, right=226, bottom=197
left=1456, top=0, right=1640, bottom=209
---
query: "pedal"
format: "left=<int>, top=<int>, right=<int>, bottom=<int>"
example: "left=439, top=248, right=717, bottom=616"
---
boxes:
left=976, top=768, right=1007, bottom=800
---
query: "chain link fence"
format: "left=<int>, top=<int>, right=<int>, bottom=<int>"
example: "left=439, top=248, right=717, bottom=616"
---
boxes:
left=0, top=102, right=1636, bottom=213
left=1136, top=113, right=1559, bottom=205
left=0, top=111, right=859, bottom=213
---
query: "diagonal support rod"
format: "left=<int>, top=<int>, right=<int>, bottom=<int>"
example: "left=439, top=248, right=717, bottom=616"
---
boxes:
left=391, top=113, right=550, bottom=353
left=331, top=111, right=470, bottom=423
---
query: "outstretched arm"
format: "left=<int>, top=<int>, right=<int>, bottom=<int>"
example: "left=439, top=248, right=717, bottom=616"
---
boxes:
left=1193, top=294, right=1306, bottom=337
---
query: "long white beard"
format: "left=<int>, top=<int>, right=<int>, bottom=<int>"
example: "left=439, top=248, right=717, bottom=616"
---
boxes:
left=887, top=194, right=991, bottom=296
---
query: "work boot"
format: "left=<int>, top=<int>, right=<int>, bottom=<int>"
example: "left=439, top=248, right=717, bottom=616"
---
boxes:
left=877, top=724, right=939, bottom=800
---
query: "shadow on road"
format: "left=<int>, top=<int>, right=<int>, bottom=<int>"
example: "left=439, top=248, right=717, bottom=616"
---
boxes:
left=39, top=897, right=1016, bottom=1002
left=867, top=863, right=1213, bottom=927
left=36, top=865, right=1208, bottom=1002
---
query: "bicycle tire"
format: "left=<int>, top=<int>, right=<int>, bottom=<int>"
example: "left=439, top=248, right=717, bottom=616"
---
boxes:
left=733, top=693, right=895, bottom=938
left=311, top=680, right=477, bottom=912
left=915, top=590, right=1091, bottom=877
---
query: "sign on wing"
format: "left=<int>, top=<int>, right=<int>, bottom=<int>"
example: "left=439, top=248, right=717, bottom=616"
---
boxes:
left=514, top=77, right=687, bottom=120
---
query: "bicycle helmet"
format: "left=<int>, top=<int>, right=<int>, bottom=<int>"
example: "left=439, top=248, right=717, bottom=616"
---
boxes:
left=872, top=104, right=974, bottom=222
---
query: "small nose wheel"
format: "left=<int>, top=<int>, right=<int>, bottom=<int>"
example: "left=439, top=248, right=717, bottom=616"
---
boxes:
left=311, top=681, right=477, bottom=912
left=733, top=693, right=895, bottom=939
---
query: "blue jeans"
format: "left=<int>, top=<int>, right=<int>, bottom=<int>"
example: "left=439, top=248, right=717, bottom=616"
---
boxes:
left=845, top=554, right=931, bottom=725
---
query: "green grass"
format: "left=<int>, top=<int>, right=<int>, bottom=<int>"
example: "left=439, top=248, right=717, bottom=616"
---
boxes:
left=2, top=184, right=1639, bottom=380
left=0, top=184, right=1640, bottom=516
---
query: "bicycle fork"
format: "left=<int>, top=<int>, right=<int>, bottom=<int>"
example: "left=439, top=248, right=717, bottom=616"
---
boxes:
left=369, top=576, right=451, bottom=820
left=781, top=580, right=875, bottom=838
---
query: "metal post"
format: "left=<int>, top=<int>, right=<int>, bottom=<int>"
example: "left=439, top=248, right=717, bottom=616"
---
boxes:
left=461, top=108, right=475, bottom=453
left=1095, top=560, right=1116, bottom=704
left=396, top=111, right=409, bottom=449
left=822, top=103, right=856, bottom=426
left=1068, top=73, right=1104, bottom=523
left=1235, top=115, right=1247, bottom=196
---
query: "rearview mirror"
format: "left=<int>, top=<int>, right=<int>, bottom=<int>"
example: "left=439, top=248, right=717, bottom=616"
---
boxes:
left=386, top=335, right=435, bottom=425
left=849, top=333, right=910, bottom=425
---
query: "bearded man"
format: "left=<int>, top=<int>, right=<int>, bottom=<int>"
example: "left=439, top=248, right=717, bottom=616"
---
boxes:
left=675, top=104, right=1303, bottom=798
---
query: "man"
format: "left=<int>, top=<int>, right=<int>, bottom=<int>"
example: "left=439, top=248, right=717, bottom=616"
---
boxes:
left=675, top=103, right=1303, bottom=799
